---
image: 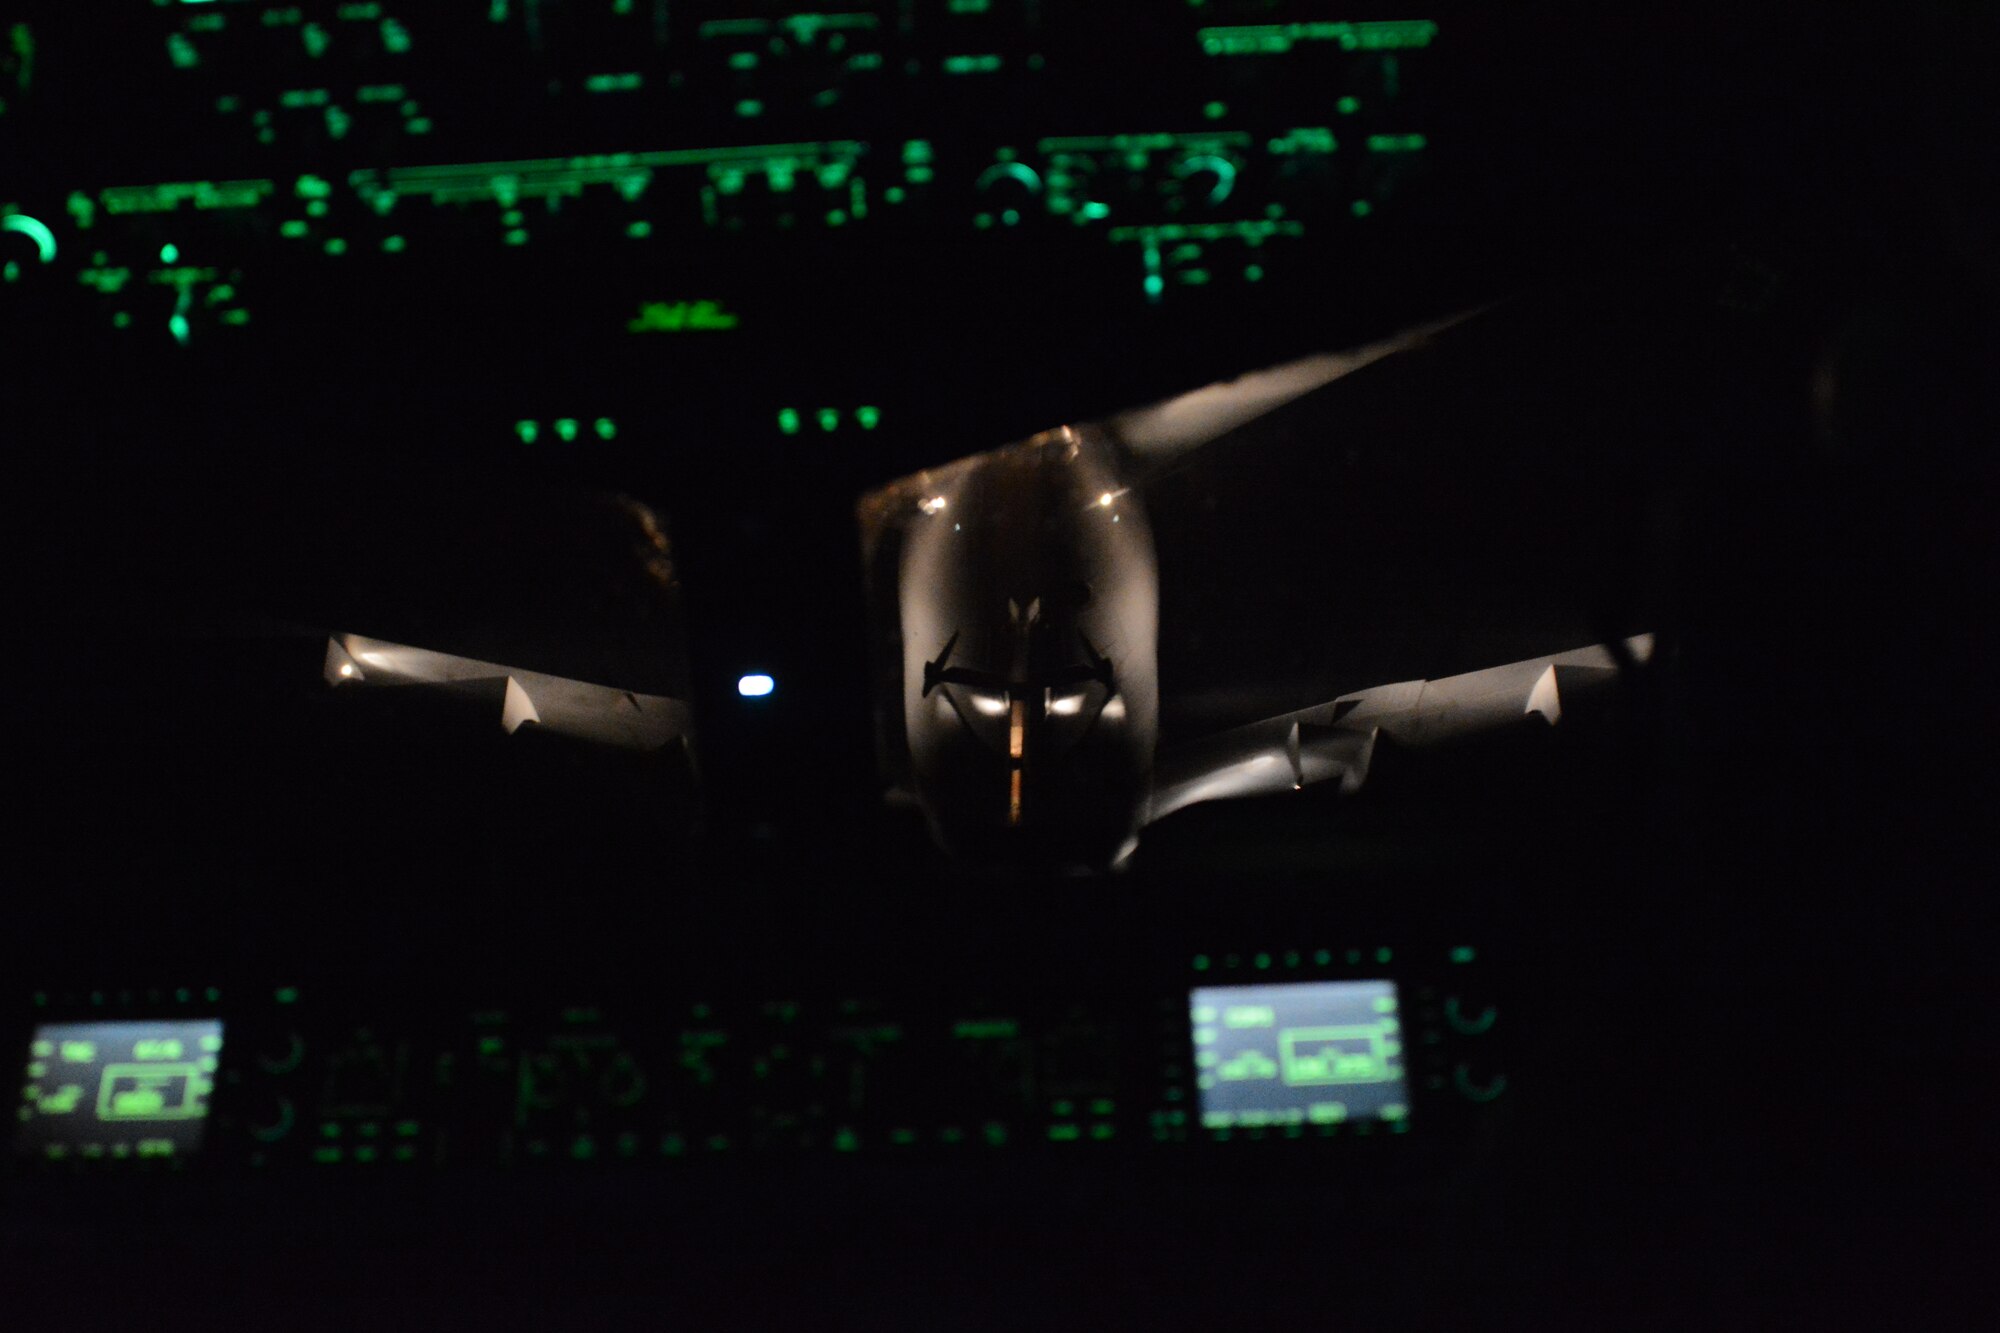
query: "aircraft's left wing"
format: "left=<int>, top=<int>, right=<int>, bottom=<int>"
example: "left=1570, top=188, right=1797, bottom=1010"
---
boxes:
left=323, top=632, right=692, bottom=751
left=1145, top=634, right=1652, bottom=824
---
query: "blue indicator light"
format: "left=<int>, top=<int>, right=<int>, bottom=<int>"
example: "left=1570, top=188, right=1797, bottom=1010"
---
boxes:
left=736, top=674, right=775, bottom=698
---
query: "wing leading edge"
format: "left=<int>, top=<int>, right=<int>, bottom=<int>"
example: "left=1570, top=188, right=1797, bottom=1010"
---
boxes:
left=323, top=632, right=691, bottom=752
left=1145, top=634, right=1653, bottom=824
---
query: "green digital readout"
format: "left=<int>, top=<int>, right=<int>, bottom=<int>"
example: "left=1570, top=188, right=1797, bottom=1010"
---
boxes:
left=15, top=1020, right=223, bottom=1160
left=1190, top=982, right=1407, bottom=1128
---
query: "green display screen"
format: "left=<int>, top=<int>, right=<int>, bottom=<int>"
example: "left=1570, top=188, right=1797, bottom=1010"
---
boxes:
left=15, top=1020, right=223, bottom=1161
left=1190, top=981, right=1408, bottom=1128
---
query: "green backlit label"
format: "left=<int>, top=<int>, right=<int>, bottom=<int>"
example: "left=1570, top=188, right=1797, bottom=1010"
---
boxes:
left=98, top=180, right=273, bottom=215
left=627, top=299, right=739, bottom=332
left=1198, top=19, right=1437, bottom=57
left=952, top=1019, right=1017, bottom=1040
left=943, top=54, right=1002, bottom=75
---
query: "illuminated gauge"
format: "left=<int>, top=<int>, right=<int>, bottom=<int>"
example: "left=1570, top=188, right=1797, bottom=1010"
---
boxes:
left=1, top=211, right=58, bottom=284
left=1170, top=154, right=1238, bottom=208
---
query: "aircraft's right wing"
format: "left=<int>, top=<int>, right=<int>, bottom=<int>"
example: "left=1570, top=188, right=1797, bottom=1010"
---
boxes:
left=1145, top=634, right=1653, bottom=825
left=322, top=631, right=692, bottom=752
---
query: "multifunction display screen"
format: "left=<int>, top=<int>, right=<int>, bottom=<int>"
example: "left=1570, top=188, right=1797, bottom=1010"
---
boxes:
left=15, top=1020, right=224, bottom=1161
left=1190, top=981, right=1408, bottom=1128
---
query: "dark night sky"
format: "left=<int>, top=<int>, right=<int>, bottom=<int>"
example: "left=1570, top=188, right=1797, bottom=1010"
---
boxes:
left=3, top=4, right=1996, bottom=1324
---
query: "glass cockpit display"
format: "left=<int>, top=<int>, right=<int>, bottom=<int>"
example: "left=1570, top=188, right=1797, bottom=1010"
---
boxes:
left=15, top=1020, right=224, bottom=1161
left=1190, top=981, right=1408, bottom=1127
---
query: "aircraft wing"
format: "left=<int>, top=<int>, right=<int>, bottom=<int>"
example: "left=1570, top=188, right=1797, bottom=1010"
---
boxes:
left=322, top=631, right=692, bottom=752
left=1145, top=634, right=1653, bottom=824
left=1103, top=304, right=1494, bottom=472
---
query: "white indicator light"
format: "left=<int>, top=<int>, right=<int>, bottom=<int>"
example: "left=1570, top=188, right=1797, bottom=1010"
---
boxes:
left=737, top=674, right=776, bottom=698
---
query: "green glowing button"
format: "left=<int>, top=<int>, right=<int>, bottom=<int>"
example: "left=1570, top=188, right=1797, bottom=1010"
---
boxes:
left=817, top=408, right=839, bottom=432
left=855, top=405, right=880, bottom=430
left=60, top=1041, right=96, bottom=1063
left=777, top=408, right=800, bottom=435
left=133, top=1039, right=183, bottom=1061
left=1222, top=1006, right=1275, bottom=1029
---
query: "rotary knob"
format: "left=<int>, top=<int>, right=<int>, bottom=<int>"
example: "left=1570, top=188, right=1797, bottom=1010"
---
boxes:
left=1443, top=993, right=1498, bottom=1036
left=255, top=1029, right=307, bottom=1075
left=1169, top=154, right=1237, bottom=209
left=1452, top=1061, right=1507, bottom=1103
left=599, top=1052, right=648, bottom=1108
left=248, top=1093, right=298, bottom=1143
